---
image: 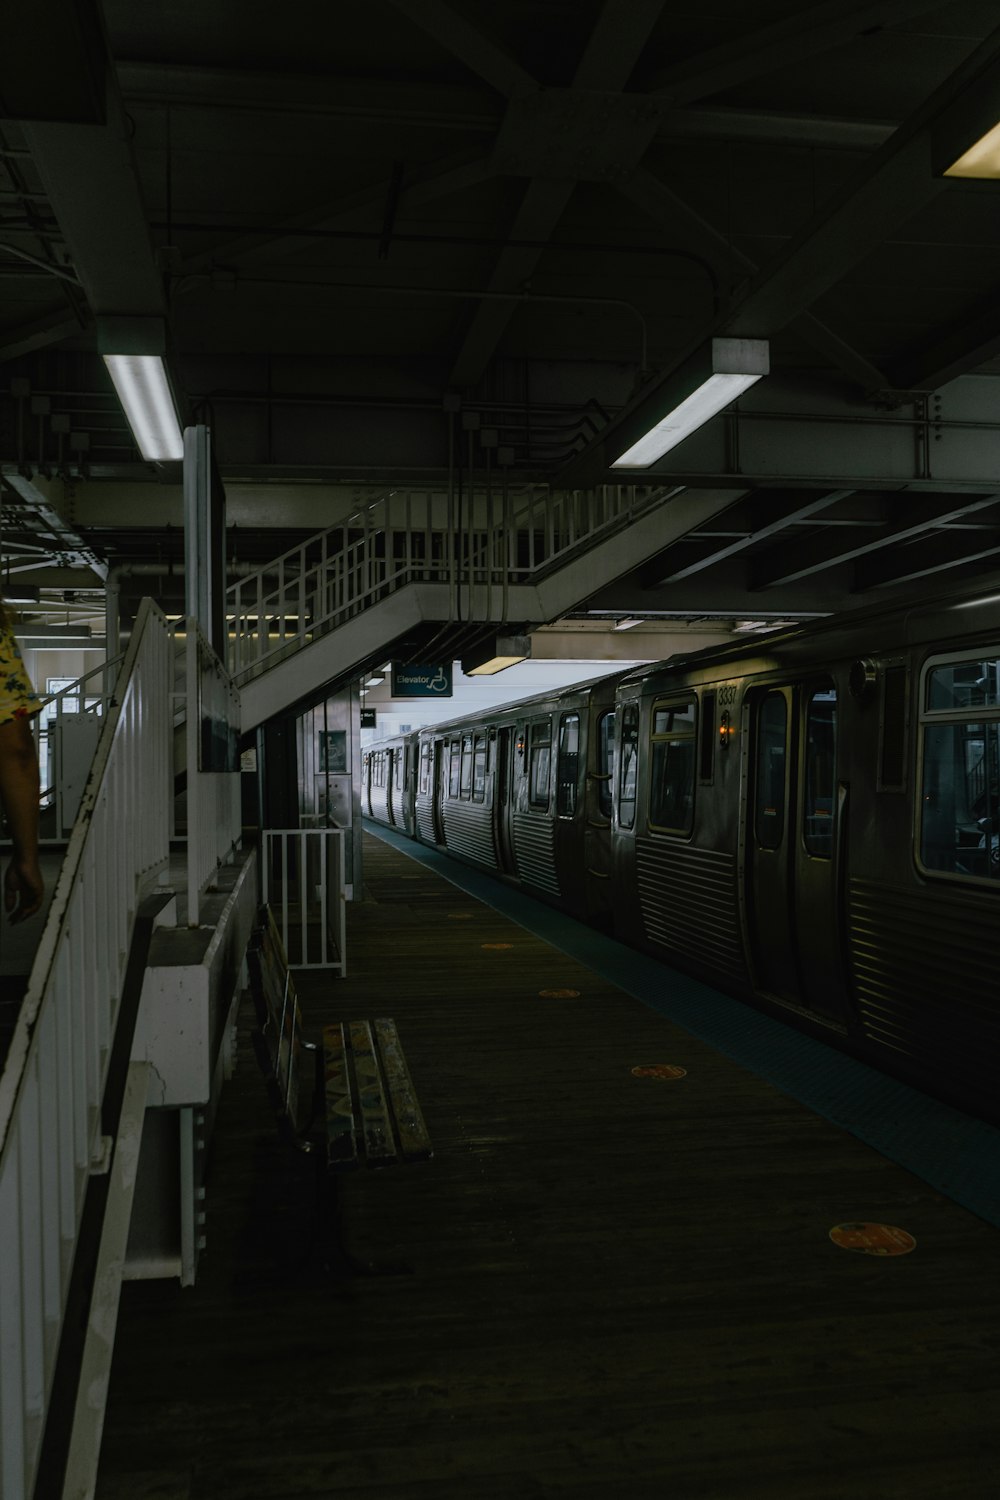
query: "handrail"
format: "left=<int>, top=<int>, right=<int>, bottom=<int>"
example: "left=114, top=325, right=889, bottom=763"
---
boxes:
left=0, top=599, right=172, bottom=1500
left=226, top=480, right=679, bottom=683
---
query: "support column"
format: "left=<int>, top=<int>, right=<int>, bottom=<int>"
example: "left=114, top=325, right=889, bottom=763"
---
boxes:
left=183, top=424, right=226, bottom=655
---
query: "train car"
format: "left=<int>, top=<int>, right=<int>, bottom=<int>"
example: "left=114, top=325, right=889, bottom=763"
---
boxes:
left=405, top=671, right=624, bottom=922
left=361, top=732, right=417, bottom=836
left=610, top=584, right=999, bottom=1120
left=361, top=584, right=999, bottom=1121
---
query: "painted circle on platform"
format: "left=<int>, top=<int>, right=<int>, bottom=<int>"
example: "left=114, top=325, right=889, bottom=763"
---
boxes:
left=829, top=1222, right=916, bottom=1256
left=631, top=1064, right=687, bottom=1080
left=538, top=987, right=581, bottom=998
left=481, top=942, right=514, bottom=950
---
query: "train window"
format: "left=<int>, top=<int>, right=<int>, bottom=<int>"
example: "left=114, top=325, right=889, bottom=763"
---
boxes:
left=754, top=694, right=787, bottom=849
left=556, top=713, right=580, bottom=817
left=878, top=664, right=908, bottom=791
left=926, top=657, right=1000, bottom=712
left=528, top=718, right=552, bottom=808
left=448, top=739, right=461, bottom=798
left=460, top=733, right=473, bottom=798
left=472, top=735, right=487, bottom=802
left=649, top=699, right=696, bottom=834
left=619, top=702, right=639, bottom=830
left=699, top=691, right=716, bottom=783
left=803, top=684, right=837, bottom=858
left=419, top=743, right=432, bottom=795
left=597, top=710, right=615, bottom=819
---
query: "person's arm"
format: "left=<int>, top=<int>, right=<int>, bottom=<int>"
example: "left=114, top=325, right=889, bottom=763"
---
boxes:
left=0, top=714, right=44, bottom=923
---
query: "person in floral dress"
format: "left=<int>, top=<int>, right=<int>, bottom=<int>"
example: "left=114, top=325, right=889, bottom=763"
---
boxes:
left=0, top=601, right=43, bottom=923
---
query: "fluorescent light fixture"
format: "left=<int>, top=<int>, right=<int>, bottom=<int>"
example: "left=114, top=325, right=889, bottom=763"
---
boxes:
left=462, top=634, right=531, bottom=676
left=2, top=584, right=41, bottom=604
left=942, top=120, right=1000, bottom=179
left=612, top=338, right=769, bottom=469
left=613, top=616, right=642, bottom=631
left=103, top=354, right=184, bottom=461
left=364, top=672, right=386, bottom=687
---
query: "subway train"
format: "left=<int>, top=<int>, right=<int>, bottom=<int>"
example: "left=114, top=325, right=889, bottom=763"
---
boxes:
left=361, top=585, right=1000, bottom=1122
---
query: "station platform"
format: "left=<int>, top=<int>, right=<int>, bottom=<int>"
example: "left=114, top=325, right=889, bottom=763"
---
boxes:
left=94, top=829, right=1000, bottom=1499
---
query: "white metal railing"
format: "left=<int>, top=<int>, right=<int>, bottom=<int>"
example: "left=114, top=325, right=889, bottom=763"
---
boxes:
left=35, top=656, right=120, bottom=839
left=227, top=480, right=678, bottom=682
left=0, top=599, right=172, bottom=1500
left=181, top=617, right=242, bottom=926
left=261, top=828, right=347, bottom=974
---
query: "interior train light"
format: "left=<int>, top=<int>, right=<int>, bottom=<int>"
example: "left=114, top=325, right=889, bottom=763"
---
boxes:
left=611, top=338, right=769, bottom=469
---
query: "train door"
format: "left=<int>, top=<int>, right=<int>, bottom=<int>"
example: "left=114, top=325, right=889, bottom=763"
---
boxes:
left=494, top=725, right=516, bottom=873
left=431, top=739, right=445, bottom=843
left=744, top=679, right=846, bottom=1024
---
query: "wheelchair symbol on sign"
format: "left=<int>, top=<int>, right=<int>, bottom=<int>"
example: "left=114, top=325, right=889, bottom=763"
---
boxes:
left=427, top=666, right=449, bottom=692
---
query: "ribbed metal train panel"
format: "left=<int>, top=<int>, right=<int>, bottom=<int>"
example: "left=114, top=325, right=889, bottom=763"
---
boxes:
left=443, top=802, right=498, bottom=870
left=636, top=838, right=746, bottom=981
left=512, top=815, right=560, bottom=896
left=848, top=879, right=999, bottom=1089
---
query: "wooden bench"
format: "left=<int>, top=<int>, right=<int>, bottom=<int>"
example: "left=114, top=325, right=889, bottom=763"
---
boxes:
left=246, top=904, right=432, bottom=1266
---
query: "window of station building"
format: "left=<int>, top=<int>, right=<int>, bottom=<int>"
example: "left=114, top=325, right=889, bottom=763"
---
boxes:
left=597, top=710, right=615, bottom=820
left=648, top=699, right=697, bottom=835
left=754, top=693, right=787, bottom=849
left=803, top=682, right=837, bottom=858
left=448, top=739, right=461, bottom=798
left=619, top=701, right=639, bottom=830
left=556, top=712, right=580, bottom=817
left=528, top=718, right=552, bottom=809
left=919, top=652, right=1000, bottom=883
left=460, top=733, right=474, bottom=798
left=472, top=734, right=487, bottom=802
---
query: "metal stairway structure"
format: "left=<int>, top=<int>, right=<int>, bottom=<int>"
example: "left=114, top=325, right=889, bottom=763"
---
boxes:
left=230, top=478, right=746, bottom=729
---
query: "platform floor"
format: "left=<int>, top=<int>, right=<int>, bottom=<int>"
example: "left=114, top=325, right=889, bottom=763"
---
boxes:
left=95, top=832, right=1000, bottom=1499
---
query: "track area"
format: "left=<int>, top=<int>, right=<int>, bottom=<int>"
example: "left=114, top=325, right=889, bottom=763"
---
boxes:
left=96, top=832, right=1000, bottom=1499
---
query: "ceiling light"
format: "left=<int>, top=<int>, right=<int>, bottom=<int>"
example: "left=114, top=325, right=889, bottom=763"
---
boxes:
left=2, top=584, right=40, bottom=604
left=613, top=617, right=642, bottom=631
left=942, top=120, right=1000, bottom=179
left=612, top=338, right=769, bottom=469
left=462, top=634, right=531, bottom=676
left=98, top=316, right=184, bottom=462
left=364, top=671, right=386, bottom=687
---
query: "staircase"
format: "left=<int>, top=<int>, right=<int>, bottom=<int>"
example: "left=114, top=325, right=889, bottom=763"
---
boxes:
left=229, top=478, right=746, bottom=728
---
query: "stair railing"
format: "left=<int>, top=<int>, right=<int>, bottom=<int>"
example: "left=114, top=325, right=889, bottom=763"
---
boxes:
left=226, top=480, right=677, bottom=683
left=0, top=599, right=172, bottom=1500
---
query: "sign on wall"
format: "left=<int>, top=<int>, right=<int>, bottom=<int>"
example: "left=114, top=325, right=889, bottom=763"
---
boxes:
left=390, top=663, right=453, bottom=697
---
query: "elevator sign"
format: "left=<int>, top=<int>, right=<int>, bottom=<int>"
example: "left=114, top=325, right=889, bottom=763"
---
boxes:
left=390, top=663, right=453, bottom=698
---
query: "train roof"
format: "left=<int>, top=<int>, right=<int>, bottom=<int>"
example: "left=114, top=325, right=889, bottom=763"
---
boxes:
left=416, top=667, right=625, bottom=736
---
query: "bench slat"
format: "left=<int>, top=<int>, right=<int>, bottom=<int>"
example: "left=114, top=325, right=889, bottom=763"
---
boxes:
left=349, top=1021, right=398, bottom=1165
left=374, top=1018, right=433, bottom=1162
left=322, top=1024, right=359, bottom=1170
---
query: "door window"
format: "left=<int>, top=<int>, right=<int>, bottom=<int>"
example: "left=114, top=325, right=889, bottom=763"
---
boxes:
left=596, top=710, right=615, bottom=819
left=556, top=713, right=580, bottom=816
left=528, top=719, right=552, bottom=808
left=649, top=699, right=696, bottom=834
left=619, top=702, right=639, bottom=830
left=803, top=683, right=837, bottom=858
left=755, top=694, right=787, bottom=849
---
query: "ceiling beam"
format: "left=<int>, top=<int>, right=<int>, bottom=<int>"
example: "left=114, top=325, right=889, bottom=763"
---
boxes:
left=179, top=150, right=497, bottom=276
left=647, top=0, right=951, bottom=106
left=616, top=168, right=888, bottom=391
left=890, top=287, right=1000, bottom=391
left=382, top=0, right=538, bottom=97
left=854, top=523, right=1000, bottom=588
left=0, top=307, right=86, bottom=361
left=750, top=494, right=1000, bottom=588
left=447, top=0, right=666, bottom=389
left=654, top=490, right=854, bottom=582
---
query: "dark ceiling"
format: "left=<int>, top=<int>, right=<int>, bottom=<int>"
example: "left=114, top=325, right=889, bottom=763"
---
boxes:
left=4, top=0, right=1000, bottom=638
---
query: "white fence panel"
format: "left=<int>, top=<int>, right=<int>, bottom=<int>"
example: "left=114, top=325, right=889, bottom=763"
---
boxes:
left=0, top=600, right=171, bottom=1500
left=262, top=828, right=347, bottom=974
left=183, top=617, right=242, bottom=927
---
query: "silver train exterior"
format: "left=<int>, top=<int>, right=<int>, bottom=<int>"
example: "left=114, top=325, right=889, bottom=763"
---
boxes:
left=362, top=587, right=1000, bottom=1121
